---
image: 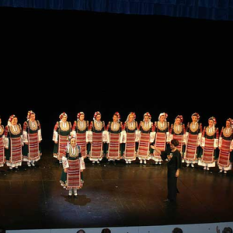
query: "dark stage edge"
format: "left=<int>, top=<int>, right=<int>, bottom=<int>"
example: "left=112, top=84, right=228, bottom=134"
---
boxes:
left=0, top=143, right=233, bottom=230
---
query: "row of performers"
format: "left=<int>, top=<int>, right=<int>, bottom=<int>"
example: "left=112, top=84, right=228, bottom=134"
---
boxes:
left=53, top=111, right=233, bottom=174
left=0, top=111, right=42, bottom=169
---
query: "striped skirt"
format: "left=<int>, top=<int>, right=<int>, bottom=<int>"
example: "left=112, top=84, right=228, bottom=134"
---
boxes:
left=154, top=132, right=166, bottom=159
left=137, top=133, right=150, bottom=159
left=124, top=133, right=136, bottom=160
left=90, top=132, right=103, bottom=159
left=28, top=133, right=40, bottom=161
left=76, top=133, right=87, bottom=157
left=67, top=159, right=82, bottom=190
left=107, top=133, right=121, bottom=160
left=218, top=139, right=231, bottom=168
left=0, top=137, right=5, bottom=166
left=185, top=134, right=198, bottom=161
left=58, top=135, right=69, bottom=161
left=10, top=137, right=22, bottom=165
left=202, top=138, right=215, bottom=163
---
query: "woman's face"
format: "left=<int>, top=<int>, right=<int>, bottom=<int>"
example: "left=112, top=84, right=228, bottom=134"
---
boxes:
left=80, top=114, right=85, bottom=121
left=62, top=116, right=67, bottom=122
left=30, top=114, right=36, bottom=121
left=226, top=120, right=231, bottom=128
left=208, top=119, right=214, bottom=127
left=113, top=115, right=118, bottom=122
left=12, top=117, right=18, bottom=125
left=192, top=115, right=197, bottom=123
left=96, top=114, right=101, bottom=121
left=129, top=115, right=134, bottom=122
left=144, top=116, right=149, bottom=122
left=71, top=138, right=77, bottom=147
left=160, top=115, right=165, bottom=122
left=175, top=118, right=181, bottom=125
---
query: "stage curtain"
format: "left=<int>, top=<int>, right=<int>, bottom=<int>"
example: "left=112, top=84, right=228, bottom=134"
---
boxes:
left=1, top=0, right=233, bottom=20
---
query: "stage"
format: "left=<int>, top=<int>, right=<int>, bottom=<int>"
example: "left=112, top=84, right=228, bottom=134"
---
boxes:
left=0, top=142, right=233, bottom=230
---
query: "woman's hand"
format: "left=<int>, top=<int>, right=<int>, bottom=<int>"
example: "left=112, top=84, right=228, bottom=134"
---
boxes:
left=64, top=168, right=67, bottom=173
left=175, top=170, right=180, bottom=177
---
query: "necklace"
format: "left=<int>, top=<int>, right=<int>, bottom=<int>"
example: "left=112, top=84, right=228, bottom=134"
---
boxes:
left=206, top=126, right=215, bottom=136
left=10, top=124, right=20, bottom=135
left=78, top=120, right=86, bottom=131
left=29, top=120, right=38, bottom=131
left=111, top=122, right=120, bottom=131
left=69, top=146, right=79, bottom=158
left=223, top=127, right=232, bottom=137
left=60, top=121, right=70, bottom=131
left=190, top=122, right=198, bottom=132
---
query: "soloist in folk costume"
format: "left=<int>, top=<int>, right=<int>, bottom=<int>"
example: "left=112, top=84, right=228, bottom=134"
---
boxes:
left=60, top=138, right=85, bottom=196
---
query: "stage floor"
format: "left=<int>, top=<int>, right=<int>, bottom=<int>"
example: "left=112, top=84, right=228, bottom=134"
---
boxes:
left=1, top=143, right=233, bottom=230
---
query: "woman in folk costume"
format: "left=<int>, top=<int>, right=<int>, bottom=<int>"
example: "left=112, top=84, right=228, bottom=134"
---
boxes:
left=122, top=112, right=139, bottom=164
left=4, top=115, right=24, bottom=170
left=137, top=112, right=154, bottom=164
left=0, top=116, right=6, bottom=168
left=169, top=115, right=186, bottom=161
left=217, top=118, right=233, bottom=174
left=198, top=116, right=219, bottom=171
left=71, top=112, right=89, bottom=159
left=22, top=111, right=42, bottom=167
left=88, top=111, right=105, bottom=164
left=60, top=137, right=85, bottom=197
left=184, top=112, right=202, bottom=168
left=151, top=112, right=170, bottom=165
left=53, top=112, right=72, bottom=164
left=105, top=112, right=123, bottom=163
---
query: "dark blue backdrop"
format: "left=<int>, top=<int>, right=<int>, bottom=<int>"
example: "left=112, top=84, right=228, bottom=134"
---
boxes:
left=1, top=0, right=233, bottom=20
